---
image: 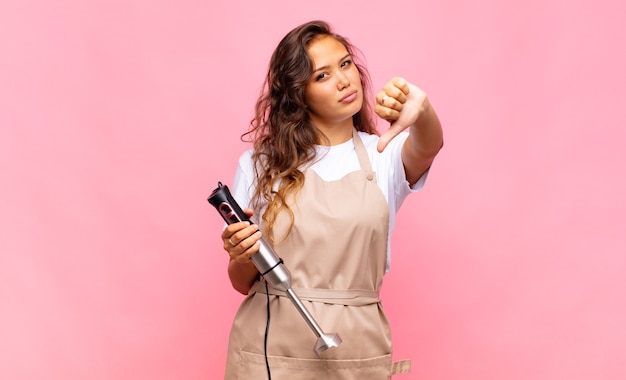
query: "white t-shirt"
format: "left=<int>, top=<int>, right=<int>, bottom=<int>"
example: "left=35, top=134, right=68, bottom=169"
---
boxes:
left=231, top=131, right=428, bottom=271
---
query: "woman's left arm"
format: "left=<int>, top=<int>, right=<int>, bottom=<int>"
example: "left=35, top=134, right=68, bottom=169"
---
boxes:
left=375, top=77, right=444, bottom=185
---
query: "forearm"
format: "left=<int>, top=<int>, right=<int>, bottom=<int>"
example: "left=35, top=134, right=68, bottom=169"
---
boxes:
left=402, top=98, right=444, bottom=184
left=228, top=259, right=260, bottom=295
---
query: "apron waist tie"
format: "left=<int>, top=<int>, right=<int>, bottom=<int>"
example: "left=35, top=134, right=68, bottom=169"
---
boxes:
left=250, top=280, right=381, bottom=306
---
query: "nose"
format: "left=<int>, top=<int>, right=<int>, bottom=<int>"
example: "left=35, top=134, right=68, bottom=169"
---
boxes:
left=336, top=71, right=350, bottom=89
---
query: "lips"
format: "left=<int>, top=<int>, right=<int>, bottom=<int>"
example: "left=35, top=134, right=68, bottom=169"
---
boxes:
left=339, top=90, right=358, bottom=103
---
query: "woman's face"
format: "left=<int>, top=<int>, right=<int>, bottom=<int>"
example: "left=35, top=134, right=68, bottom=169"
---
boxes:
left=304, top=36, right=363, bottom=130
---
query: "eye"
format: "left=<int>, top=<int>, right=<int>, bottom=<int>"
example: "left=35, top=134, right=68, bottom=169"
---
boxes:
left=341, top=59, right=353, bottom=68
left=315, top=72, right=328, bottom=81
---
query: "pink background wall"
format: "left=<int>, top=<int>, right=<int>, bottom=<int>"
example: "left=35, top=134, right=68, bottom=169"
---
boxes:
left=2, top=0, right=625, bottom=379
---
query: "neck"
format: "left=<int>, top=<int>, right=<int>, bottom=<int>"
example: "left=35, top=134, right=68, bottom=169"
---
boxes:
left=315, top=122, right=354, bottom=146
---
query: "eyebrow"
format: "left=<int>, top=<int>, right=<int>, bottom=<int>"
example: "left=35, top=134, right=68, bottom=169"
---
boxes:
left=312, top=54, right=352, bottom=74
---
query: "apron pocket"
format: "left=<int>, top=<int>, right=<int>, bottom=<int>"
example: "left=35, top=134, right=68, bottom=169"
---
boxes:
left=238, top=350, right=395, bottom=380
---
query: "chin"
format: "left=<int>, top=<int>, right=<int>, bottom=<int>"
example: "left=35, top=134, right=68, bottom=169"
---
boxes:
left=349, top=102, right=363, bottom=117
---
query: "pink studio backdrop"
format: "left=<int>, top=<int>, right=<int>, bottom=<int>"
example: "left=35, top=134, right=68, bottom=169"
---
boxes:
left=1, top=1, right=625, bottom=379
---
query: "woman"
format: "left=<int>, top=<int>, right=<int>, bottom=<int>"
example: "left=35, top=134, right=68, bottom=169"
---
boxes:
left=220, top=20, right=443, bottom=379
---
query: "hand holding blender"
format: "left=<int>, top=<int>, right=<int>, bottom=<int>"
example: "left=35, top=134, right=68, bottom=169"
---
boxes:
left=208, top=182, right=342, bottom=356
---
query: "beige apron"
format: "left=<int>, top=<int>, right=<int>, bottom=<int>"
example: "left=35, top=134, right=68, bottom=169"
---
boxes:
left=224, top=129, right=411, bottom=379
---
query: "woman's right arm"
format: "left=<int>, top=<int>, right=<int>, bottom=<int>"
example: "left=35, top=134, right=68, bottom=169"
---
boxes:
left=222, top=150, right=264, bottom=294
left=222, top=212, right=263, bottom=294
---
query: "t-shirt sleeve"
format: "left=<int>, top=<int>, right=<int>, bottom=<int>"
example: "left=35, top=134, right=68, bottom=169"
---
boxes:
left=231, top=149, right=255, bottom=211
left=381, top=132, right=430, bottom=213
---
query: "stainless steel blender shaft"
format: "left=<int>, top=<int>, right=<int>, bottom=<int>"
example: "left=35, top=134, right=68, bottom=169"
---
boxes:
left=255, top=240, right=342, bottom=356
left=285, top=288, right=342, bottom=355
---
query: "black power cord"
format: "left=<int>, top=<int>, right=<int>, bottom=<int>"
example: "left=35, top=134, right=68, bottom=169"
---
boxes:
left=264, top=280, right=272, bottom=379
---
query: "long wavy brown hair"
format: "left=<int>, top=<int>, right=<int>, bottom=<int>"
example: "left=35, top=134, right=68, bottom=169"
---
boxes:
left=243, top=20, right=377, bottom=243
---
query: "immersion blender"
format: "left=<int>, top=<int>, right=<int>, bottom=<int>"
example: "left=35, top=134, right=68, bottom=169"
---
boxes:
left=207, top=182, right=342, bottom=356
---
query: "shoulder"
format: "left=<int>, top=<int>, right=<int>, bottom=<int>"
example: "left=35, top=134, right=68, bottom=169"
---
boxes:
left=237, top=147, right=254, bottom=163
left=233, top=148, right=256, bottom=190
left=236, top=147, right=256, bottom=173
left=231, top=148, right=257, bottom=209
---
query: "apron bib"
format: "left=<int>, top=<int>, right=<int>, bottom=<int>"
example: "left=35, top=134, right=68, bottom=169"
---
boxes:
left=224, top=129, right=411, bottom=379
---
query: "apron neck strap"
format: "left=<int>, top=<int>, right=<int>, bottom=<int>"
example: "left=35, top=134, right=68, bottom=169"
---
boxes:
left=352, top=128, right=373, bottom=172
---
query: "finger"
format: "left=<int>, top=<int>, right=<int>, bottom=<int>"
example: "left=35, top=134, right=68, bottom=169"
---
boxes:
left=376, top=92, right=388, bottom=106
left=242, top=208, right=255, bottom=218
left=376, top=122, right=406, bottom=153
left=374, top=99, right=402, bottom=122
left=376, top=93, right=403, bottom=113
left=238, top=228, right=261, bottom=249
left=227, top=222, right=259, bottom=246
left=223, top=220, right=251, bottom=236
left=391, top=77, right=410, bottom=93
left=384, top=79, right=409, bottom=103
left=378, top=90, right=406, bottom=108
left=223, top=220, right=253, bottom=240
left=234, top=231, right=262, bottom=263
